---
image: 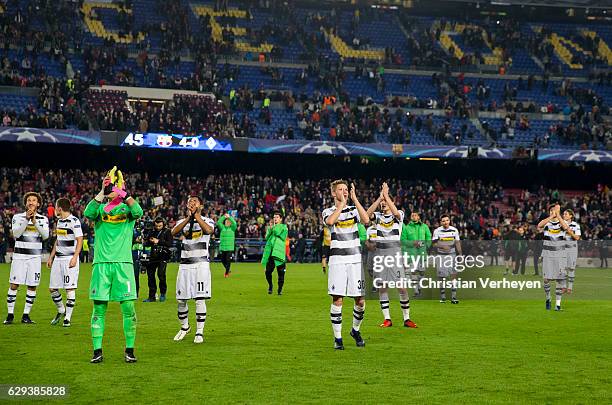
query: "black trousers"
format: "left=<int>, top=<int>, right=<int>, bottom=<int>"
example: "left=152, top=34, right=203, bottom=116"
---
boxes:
left=220, top=250, right=233, bottom=274
left=145, top=261, right=167, bottom=299
left=490, top=254, right=498, bottom=266
left=514, top=253, right=527, bottom=275
left=265, top=259, right=286, bottom=292
left=533, top=253, right=541, bottom=275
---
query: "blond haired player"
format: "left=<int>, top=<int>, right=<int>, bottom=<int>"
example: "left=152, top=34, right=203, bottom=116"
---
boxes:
left=322, top=180, right=370, bottom=350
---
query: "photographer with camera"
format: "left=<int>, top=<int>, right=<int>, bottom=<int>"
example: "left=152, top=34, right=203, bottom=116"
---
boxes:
left=142, top=218, right=173, bottom=302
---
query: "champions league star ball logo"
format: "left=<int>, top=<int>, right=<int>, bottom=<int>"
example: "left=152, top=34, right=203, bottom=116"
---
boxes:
left=443, top=146, right=470, bottom=158
left=297, top=141, right=349, bottom=155
left=568, top=150, right=612, bottom=162
left=477, top=148, right=505, bottom=159
left=0, top=127, right=58, bottom=143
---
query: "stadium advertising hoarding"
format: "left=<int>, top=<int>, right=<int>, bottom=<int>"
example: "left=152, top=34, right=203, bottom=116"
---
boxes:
left=538, top=149, right=612, bottom=163
left=247, top=139, right=515, bottom=159
left=1, top=128, right=609, bottom=163
left=0, top=127, right=101, bottom=146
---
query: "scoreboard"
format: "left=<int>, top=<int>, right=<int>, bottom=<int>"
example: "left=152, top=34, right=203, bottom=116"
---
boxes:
left=120, top=132, right=233, bottom=152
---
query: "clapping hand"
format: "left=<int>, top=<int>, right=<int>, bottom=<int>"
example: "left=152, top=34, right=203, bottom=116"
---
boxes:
left=381, top=182, right=389, bottom=198
left=349, top=183, right=357, bottom=203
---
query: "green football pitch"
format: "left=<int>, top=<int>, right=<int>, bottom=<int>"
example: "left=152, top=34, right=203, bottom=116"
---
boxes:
left=0, top=262, right=611, bottom=404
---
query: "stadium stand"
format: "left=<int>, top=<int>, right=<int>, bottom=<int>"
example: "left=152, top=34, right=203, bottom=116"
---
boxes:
left=0, top=168, right=610, bottom=245
left=0, top=0, right=610, bottom=149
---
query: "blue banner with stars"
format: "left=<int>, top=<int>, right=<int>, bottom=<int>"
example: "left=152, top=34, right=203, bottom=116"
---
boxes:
left=538, top=149, right=612, bottom=163
left=0, top=126, right=100, bottom=145
left=247, top=139, right=514, bottom=160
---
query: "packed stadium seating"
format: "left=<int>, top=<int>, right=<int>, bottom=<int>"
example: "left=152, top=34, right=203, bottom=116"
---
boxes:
left=0, top=0, right=610, bottom=149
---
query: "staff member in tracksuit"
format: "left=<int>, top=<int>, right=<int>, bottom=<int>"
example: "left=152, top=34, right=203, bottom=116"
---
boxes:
left=262, top=212, right=288, bottom=295
left=217, top=213, right=237, bottom=278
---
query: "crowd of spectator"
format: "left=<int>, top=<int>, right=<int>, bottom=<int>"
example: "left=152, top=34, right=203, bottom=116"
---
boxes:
left=0, top=168, right=610, bottom=260
left=0, top=0, right=611, bottom=149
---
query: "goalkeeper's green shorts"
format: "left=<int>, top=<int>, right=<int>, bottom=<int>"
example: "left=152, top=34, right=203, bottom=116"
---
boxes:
left=89, top=262, right=137, bottom=302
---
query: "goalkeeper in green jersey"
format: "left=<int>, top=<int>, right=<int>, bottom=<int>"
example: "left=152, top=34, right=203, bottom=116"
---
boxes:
left=84, top=171, right=143, bottom=364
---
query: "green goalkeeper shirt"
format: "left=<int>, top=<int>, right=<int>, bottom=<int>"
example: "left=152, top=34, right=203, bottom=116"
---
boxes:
left=84, top=199, right=143, bottom=264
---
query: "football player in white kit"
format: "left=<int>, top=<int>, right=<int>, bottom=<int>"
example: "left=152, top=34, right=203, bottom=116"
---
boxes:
left=562, top=209, right=581, bottom=294
left=366, top=182, right=417, bottom=329
left=47, top=198, right=83, bottom=327
left=171, top=196, right=215, bottom=344
left=5, top=192, right=49, bottom=324
left=537, top=204, right=576, bottom=311
left=432, top=214, right=462, bottom=304
left=322, top=180, right=370, bottom=350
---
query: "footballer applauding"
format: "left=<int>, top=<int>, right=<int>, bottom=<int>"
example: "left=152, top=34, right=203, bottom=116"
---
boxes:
left=322, top=180, right=370, bottom=350
left=5, top=192, right=49, bottom=324
left=171, top=196, right=215, bottom=344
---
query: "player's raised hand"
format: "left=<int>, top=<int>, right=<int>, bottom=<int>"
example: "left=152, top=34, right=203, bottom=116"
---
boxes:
left=382, top=182, right=389, bottom=197
left=349, top=183, right=357, bottom=202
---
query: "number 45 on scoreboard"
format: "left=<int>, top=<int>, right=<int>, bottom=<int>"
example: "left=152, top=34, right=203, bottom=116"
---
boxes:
left=122, top=132, right=144, bottom=146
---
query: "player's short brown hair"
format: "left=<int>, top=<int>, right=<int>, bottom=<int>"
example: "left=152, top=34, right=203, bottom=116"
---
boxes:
left=55, top=198, right=71, bottom=212
left=23, top=192, right=42, bottom=207
left=440, top=214, right=450, bottom=221
left=330, top=179, right=348, bottom=192
left=564, top=209, right=574, bottom=218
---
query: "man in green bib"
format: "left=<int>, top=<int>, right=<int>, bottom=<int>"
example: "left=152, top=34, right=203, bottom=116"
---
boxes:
left=217, top=213, right=238, bottom=278
left=84, top=170, right=143, bottom=364
left=262, top=212, right=288, bottom=295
